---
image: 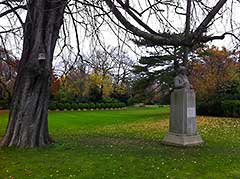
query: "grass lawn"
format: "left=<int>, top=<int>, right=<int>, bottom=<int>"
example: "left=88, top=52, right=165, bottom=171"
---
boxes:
left=0, top=106, right=240, bottom=179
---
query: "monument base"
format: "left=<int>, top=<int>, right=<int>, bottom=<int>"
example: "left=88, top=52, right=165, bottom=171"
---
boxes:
left=162, top=132, right=203, bottom=146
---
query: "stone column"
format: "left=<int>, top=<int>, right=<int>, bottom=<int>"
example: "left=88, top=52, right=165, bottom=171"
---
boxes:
left=162, top=88, right=203, bottom=146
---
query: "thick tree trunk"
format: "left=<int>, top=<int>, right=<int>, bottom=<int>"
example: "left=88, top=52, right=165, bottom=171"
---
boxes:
left=1, top=0, right=66, bottom=147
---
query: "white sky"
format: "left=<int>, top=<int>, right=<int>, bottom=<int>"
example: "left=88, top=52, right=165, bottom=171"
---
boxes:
left=1, top=0, right=240, bottom=63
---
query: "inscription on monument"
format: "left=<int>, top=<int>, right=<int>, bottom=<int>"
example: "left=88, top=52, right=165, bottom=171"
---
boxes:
left=187, top=107, right=196, bottom=118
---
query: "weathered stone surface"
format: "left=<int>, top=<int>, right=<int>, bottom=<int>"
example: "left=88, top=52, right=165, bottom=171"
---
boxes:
left=163, top=88, right=203, bottom=146
left=162, top=132, right=203, bottom=146
left=170, top=88, right=196, bottom=135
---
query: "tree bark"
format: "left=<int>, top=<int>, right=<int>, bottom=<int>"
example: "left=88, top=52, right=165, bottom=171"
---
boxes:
left=1, top=0, right=66, bottom=147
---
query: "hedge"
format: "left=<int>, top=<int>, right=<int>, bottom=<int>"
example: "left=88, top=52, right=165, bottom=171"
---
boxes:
left=71, top=103, right=79, bottom=110
left=0, top=100, right=127, bottom=111
left=56, top=103, right=65, bottom=111
left=48, top=102, right=57, bottom=110
left=222, top=100, right=240, bottom=117
left=49, top=102, right=126, bottom=111
left=197, top=100, right=240, bottom=117
left=0, top=99, right=9, bottom=109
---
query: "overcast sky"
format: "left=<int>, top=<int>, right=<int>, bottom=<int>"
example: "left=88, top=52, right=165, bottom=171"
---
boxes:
left=1, top=0, right=240, bottom=63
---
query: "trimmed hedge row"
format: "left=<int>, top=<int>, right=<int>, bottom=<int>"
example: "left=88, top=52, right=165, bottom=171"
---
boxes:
left=48, top=102, right=126, bottom=111
left=197, top=100, right=240, bottom=117
left=222, top=100, right=240, bottom=117
left=0, top=99, right=9, bottom=109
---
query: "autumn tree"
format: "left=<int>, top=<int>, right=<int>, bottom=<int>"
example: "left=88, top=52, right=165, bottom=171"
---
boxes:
left=56, top=67, right=90, bottom=102
left=50, top=72, right=61, bottom=97
left=190, top=46, right=240, bottom=101
left=55, top=47, right=133, bottom=102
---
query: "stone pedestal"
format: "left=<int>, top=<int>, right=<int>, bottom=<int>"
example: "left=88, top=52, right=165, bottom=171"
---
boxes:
left=162, top=88, right=203, bottom=146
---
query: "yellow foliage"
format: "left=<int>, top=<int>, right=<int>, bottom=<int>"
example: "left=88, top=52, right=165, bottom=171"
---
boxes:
left=89, top=72, right=113, bottom=97
left=114, top=83, right=128, bottom=95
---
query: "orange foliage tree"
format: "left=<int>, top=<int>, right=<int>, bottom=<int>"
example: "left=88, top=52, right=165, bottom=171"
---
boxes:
left=50, top=72, right=61, bottom=97
left=190, top=46, right=240, bottom=101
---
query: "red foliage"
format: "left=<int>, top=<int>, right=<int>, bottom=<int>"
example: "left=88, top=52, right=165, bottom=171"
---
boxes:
left=50, top=72, right=61, bottom=96
left=190, top=46, right=240, bottom=100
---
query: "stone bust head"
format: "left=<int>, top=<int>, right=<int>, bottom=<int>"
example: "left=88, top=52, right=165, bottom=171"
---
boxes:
left=174, top=66, right=192, bottom=89
left=178, top=66, right=187, bottom=75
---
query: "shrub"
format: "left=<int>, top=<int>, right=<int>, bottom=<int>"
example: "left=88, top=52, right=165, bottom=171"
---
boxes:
left=104, top=103, right=111, bottom=109
left=71, top=103, right=79, bottom=110
left=107, top=102, right=126, bottom=109
left=64, top=103, right=72, bottom=110
left=95, top=103, right=101, bottom=109
left=118, top=103, right=122, bottom=108
left=0, top=99, right=9, bottom=109
left=102, top=98, right=118, bottom=104
left=89, top=103, right=95, bottom=109
left=82, top=103, right=89, bottom=109
left=100, top=103, right=107, bottom=109
left=110, top=103, right=117, bottom=108
left=127, top=97, right=141, bottom=106
left=222, top=100, right=240, bottom=117
left=197, top=100, right=222, bottom=116
left=57, top=103, right=65, bottom=111
left=119, top=102, right=126, bottom=108
left=78, top=103, right=84, bottom=110
left=197, top=100, right=240, bottom=117
left=48, top=102, right=57, bottom=110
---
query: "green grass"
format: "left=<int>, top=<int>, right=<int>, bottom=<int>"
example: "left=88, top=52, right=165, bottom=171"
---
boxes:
left=0, top=106, right=240, bottom=179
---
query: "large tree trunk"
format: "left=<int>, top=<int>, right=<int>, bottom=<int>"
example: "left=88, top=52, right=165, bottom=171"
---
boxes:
left=1, top=0, right=66, bottom=147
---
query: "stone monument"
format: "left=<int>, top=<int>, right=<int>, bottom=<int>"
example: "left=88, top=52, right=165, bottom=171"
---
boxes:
left=162, top=66, right=203, bottom=146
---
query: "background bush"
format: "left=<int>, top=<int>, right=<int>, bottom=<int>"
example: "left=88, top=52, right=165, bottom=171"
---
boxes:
left=48, top=101, right=126, bottom=111
left=0, top=99, right=9, bottom=109
left=222, top=100, right=240, bottom=117
left=72, top=103, right=79, bottom=110
left=83, top=103, right=89, bottom=110
left=89, top=103, right=95, bottom=109
left=78, top=103, right=84, bottom=110
left=197, top=100, right=240, bottom=117
left=48, top=102, right=57, bottom=110
left=95, top=103, right=101, bottom=109
left=64, top=103, right=72, bottom=110
left=57, top=103, right=65, bottom=111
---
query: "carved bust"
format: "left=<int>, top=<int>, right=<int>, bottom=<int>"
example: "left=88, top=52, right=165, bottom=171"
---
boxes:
left=174, top=66, right=192, bottom=89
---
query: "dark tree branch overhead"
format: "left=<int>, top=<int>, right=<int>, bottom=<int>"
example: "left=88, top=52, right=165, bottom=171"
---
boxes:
left=114, top=0, right=158, bottom=35
left=104, top=0, right=188, bottom=46
left=0, top=5, right=26, bottom=18
left=194, top=0, right=228, bottom=35
left=104, top=0, right=229, bottom=48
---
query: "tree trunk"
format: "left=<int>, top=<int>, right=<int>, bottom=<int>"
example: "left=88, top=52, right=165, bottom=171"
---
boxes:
left=1, top=0, right=66, bottom=147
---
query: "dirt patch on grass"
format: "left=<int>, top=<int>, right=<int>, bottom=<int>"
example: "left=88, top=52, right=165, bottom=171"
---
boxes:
left=79, top=120, right=170, bottom=147
left=79, top=136, right=163, bottom=148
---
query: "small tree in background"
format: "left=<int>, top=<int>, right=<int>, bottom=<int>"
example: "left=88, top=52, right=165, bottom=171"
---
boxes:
left=131, top=50, right=180, bottom=104
left=190, top=46, right=240, bottom=101
left=190, top=46, right=240, bottom=116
